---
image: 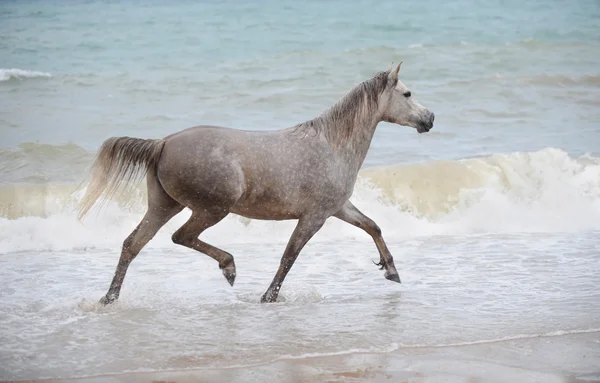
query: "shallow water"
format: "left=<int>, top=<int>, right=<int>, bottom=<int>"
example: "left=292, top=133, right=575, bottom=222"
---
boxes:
left=1, top=0, right=600, bottom=381
left=2, top=232, right=599, bottom=380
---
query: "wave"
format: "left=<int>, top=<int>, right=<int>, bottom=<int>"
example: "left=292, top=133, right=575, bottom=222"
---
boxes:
left=360, top=147, right=600, bottom=225
left=1, top=148, right=599, bottom=253
left=0, top=68, right=52, bottom=82
left=0, top=142, right=93, bottom=183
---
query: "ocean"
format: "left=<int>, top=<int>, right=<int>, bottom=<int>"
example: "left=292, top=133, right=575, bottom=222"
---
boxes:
left=1, top=0, right=600, bottom=382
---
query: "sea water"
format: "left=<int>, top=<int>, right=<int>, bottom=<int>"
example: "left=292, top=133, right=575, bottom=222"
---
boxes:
left=1, top=0, right=599, bottom=381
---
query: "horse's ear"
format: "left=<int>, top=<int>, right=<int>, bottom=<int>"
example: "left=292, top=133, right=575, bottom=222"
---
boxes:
left=388, top=61, right=402, bottom=84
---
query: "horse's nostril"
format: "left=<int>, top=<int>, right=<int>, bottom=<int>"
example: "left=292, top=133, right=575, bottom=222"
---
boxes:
left=430, top=113, right=435, bottom=123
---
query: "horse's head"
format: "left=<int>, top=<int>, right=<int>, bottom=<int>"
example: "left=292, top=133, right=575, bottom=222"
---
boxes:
left=380, top=63, right=435, bottom=133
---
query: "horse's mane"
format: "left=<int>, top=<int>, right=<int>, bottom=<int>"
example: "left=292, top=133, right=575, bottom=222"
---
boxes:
left=292, top=70, right=389, bottom=147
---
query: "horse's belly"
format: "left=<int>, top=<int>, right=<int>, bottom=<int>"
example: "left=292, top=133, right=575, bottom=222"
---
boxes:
left=229, top=196, right=303, bottom=221
left=230, top=179, right=346, bottom=220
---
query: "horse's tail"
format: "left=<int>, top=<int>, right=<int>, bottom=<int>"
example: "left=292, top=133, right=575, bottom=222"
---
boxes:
left=76, top=136, right=165, bottom=221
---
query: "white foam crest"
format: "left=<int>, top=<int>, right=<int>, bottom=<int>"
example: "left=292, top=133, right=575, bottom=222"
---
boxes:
left=0, top=68, right=52, bottom=82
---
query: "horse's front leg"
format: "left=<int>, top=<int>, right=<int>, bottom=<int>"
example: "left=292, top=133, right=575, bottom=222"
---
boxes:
left=334, top=200, right=401, bottom=283
left=261, top=216, right=326, bottom=303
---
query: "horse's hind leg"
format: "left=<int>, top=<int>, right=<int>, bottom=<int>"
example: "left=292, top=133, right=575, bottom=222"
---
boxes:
left=333, top=200, right=401, bottom=283
left=100, top=173, right=183, bottom=305
left=171, top=210, right=236, bottom=286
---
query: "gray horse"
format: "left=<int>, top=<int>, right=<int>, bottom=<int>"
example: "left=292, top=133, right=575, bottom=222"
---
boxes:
left=77, top=63, right=434, bottom=304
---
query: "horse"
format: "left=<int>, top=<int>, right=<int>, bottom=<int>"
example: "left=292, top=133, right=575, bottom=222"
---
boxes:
left=77, top=62, right=435, bottom=304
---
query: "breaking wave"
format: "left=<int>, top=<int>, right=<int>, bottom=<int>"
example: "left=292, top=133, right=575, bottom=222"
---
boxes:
left=0, top=68, right=52, bottom=82
left=1, top=147, right=599, bottom=253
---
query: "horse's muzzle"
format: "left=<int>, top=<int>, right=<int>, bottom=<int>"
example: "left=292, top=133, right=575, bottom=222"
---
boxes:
left=417, top=112, right=435, bottom=134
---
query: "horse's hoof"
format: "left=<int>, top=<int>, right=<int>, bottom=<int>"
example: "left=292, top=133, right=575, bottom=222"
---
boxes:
left=384, top=270, right=401, bottom=284
left=221, top=262, right=236, bottom=286
left=99, top=295, right=116, bottom=305
left=260, top=293, right=277, bottom=303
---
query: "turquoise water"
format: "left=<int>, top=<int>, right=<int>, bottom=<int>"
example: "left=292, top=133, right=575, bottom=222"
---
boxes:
left=2, top=0, right=600, bottom=162
left=4, top=0, right=600, bottom=70
left=1, top=1, right=600, bottom=381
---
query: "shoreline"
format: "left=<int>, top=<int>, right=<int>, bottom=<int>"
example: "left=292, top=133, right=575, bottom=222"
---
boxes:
left=5, top=332, right=599, bottom=383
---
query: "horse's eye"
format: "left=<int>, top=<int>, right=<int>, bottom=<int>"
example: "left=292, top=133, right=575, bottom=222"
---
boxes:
left=403, top=91, right=411, bottom=98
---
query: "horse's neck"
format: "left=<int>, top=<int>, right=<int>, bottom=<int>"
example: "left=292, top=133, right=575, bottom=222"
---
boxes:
left=338, top=116, right=380, bottom=174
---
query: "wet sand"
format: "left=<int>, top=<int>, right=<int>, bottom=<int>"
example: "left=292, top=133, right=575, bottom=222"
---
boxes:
left=8, top=332, right=599, bottom=383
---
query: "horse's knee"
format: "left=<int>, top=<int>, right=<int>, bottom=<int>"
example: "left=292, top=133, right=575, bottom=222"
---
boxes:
left=366, top=222, right=382, bottom=237
left=375, top=224, right=382, bottom=236
left=358, top=217, right=381, bottom=237
left=372, top=224, right=382, bottom=237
